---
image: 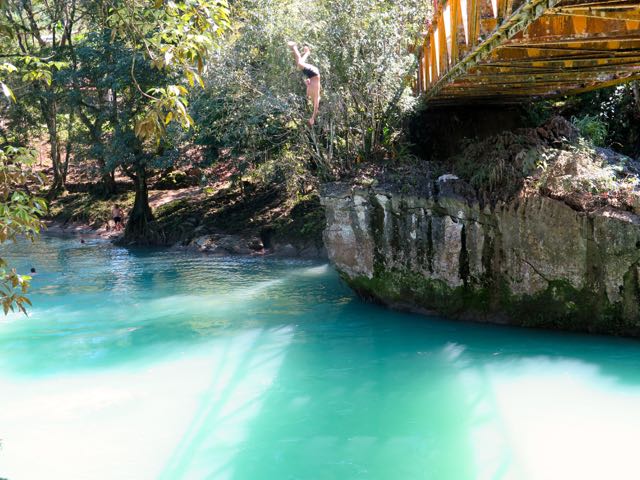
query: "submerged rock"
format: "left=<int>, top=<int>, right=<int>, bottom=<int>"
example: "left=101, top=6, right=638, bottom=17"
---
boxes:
left=321, top=122, right=640, bottom=337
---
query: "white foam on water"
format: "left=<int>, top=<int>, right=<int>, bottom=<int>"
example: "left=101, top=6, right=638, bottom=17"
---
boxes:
left=296, top=264, right=330, bottom=277
left=11, top=276, right=288, bottom=329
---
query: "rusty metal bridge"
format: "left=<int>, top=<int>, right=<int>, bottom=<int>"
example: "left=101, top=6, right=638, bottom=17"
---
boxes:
left=416, top=0, right=640, bottom=104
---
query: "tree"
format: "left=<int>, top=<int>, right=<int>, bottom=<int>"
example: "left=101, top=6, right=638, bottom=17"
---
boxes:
left=69, top=30, right=181, bottom=243
left=0, top=12, right=47, bottom=314
left=192, top=0, right=428, bottom=184
left=2, top=0, right=77, bottom=196
left=81, top=0, right=231, bottom=243
left=2, top=0, right=230, bottom=243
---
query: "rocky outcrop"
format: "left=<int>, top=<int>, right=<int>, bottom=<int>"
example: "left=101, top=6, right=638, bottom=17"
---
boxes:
left=321, top=175, right=640, bottom=336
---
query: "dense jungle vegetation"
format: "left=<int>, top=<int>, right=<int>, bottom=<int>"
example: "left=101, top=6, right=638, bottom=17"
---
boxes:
left=1, top=0, right=639, bottom=313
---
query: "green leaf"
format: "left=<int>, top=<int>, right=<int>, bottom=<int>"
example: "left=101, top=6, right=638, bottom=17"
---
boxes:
left=1, top=82, right=15, bottom=102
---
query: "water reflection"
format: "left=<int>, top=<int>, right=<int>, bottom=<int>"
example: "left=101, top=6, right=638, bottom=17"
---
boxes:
left=160, top=326, right=294, bottom=480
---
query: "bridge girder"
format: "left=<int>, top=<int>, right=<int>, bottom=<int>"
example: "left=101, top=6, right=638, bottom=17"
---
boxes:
left=417, top=0, right=640, bottom=104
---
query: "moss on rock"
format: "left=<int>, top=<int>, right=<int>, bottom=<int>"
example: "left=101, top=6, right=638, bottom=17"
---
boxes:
left=348, top=270, right=489, bottom=317
left=345, top=270, right=637, bottom=336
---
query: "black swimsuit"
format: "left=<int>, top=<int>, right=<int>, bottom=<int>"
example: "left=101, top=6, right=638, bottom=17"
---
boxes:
left=302, top=65, right=320, bottom=79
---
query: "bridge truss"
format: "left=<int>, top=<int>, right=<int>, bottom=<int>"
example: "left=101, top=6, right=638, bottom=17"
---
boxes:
left=417, top=0, right=640, bottom=104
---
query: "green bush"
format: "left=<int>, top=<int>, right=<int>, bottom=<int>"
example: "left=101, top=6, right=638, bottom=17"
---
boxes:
left=572, top=114, right=608, bottom=147
left=192, top=0, right=431, bottom=181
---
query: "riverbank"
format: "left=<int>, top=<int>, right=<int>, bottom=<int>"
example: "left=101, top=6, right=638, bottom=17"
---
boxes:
left=44, top=220, right=122, bottom=239
left=46, top=177, right=327, bottom=259
left=44, top=116, right=640, bottom=334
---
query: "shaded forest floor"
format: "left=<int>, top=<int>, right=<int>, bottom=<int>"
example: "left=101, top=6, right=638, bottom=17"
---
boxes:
left=45, top=159, right=326, bottom=256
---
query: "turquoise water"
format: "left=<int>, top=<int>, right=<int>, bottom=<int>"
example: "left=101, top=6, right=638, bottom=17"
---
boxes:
left=2, top=236, right=640, bottom=479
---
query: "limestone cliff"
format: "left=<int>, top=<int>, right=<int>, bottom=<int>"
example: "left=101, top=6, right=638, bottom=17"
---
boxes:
left=321, top=119, right=640, bottom=336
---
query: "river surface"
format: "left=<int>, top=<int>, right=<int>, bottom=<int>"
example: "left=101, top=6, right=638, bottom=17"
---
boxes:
left=1, top=236, right=640, bottom=479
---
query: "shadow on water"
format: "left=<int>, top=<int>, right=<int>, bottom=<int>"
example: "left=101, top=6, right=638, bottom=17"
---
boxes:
left=142, top=301, right=640, bottom=479
left=153, top=293, right=640, bottom=479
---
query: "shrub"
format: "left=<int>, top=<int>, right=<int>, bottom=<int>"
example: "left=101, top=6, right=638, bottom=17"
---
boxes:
left=192, top=0, right=431, bottom=183
left=571, top=114, right=608, bottom=147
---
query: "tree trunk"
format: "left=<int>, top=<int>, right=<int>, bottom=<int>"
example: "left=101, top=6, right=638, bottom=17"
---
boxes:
left=633, top=81, right=640, bottom=114
left=100, top=170, right=117, bottom=196
left=94, top=156, right=117, bottom=196
left=62, top=108, right=75, bottom=186
left=41, top=98, right=65, bottom=198
left=632, top=81, right=640, bottom=159
left=124, top=164, right=155, bottom=244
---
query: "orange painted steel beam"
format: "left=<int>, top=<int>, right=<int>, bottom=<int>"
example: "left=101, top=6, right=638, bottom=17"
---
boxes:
left=421, top=0, right=566, bottom=100
left=417, top=0, right=640, bottom=104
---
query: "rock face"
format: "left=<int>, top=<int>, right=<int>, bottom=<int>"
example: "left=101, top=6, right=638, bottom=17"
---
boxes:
left=321, top=177, right=640, bottom=336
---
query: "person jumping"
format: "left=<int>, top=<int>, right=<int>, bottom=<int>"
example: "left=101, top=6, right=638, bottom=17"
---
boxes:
left=287, top=41, right=321, bottom=126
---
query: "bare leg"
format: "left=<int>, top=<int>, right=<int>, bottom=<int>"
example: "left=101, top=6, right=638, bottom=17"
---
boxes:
left=288, top=41, right=303, bottom=67
left=289, top=42, right=320, bottom=125
left=288, top=42, right=311, bottom=69
left=308, top=76, right=321, bottom=125
left=300, top=46, right=311, bottom=63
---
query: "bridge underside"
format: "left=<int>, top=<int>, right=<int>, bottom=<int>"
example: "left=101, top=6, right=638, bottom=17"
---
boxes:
left=418, top=0, right=640, bottom=105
